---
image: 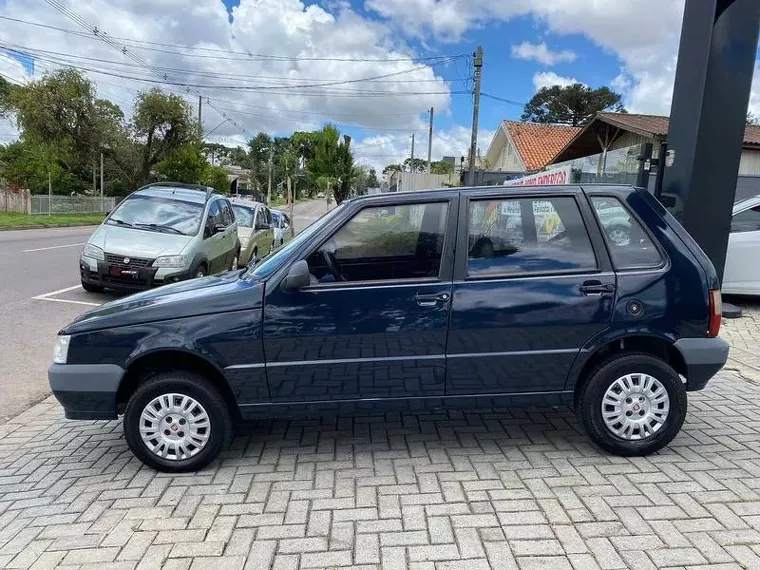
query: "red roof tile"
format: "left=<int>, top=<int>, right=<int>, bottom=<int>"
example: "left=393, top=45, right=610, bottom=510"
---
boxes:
left=503, top=121, right=582, bottom=171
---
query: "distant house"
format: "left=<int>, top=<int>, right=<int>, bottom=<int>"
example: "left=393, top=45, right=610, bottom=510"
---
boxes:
left=483, top=121, right=581, bottom=173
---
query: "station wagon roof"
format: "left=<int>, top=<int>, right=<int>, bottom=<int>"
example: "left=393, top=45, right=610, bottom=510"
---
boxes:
left=229, top=200, right=265, bottom=210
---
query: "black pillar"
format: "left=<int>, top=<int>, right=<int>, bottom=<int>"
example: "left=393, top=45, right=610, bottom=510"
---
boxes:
left=661, top=0, right=760, bottom=281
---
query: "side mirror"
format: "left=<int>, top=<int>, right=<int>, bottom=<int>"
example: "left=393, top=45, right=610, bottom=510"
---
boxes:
left=282, top=260, right=311, bottom=291
left=212, top=223, right=226, bottom=234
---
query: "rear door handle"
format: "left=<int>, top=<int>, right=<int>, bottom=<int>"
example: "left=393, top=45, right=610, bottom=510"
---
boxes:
left=415, top=292, right=450, bottom=307
left=580, top=281, right=616, bottom=295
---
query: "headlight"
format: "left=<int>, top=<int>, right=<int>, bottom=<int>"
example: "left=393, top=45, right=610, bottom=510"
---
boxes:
left=153, top=255, right=187, bottom=268
left=52, top=335, right=71, bottom=364
left=82, top=243, right=104, bottom=261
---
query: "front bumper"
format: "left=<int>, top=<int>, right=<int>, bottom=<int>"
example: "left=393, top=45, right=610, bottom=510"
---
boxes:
left=49, top=363, right=125, bottom=420
left=80, top=255, right=192, bottom=291
left=674, top=337, right=730, bottom=391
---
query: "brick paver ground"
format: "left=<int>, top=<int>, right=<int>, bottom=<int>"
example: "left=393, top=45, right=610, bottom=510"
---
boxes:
left=1, top=310, right=759, bottom=569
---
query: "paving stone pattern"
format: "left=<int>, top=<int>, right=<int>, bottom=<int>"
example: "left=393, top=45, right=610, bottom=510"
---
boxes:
left=0, top=309, right=759, bottom=569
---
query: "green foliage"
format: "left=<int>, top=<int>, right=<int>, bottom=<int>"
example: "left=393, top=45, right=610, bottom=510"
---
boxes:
left=155, top=144, right=208, bottom=183
left=403, top=157, right=428, bottom=173
left=307, top=125, right=356, bottom=204
left=202, top=165, right=230, bottom=193
left=367, top=168, right=380, bottom=188
left=382, top=163, right=402, bottom=176
left=521, top=83, right=625, bottom=126
left=0, top=211, right=105, bottom=228
left=431, top=160, right=455, bottom=174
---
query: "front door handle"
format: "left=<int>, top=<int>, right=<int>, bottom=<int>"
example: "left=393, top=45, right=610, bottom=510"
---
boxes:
left=580, top=281, right=616, bottom=295
left=415, top=292, right=450, bottom=307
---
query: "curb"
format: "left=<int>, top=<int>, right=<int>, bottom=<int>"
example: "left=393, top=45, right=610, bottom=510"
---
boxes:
left=0, top=223, right=100, bottom=231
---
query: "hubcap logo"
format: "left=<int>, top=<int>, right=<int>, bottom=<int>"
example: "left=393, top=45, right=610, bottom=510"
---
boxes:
left=170, top=424, right=179, bottom=432
left=632, top=404, right=640, bottom=412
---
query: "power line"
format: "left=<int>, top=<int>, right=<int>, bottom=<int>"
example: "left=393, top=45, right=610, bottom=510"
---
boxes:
left=481, top=92, right=525, bottom=107
left=0, top=14, right=466, bottom=63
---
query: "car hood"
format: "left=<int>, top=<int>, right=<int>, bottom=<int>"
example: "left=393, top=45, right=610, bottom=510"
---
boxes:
left=89, top=224, right=193, bottom=258
left=62, top=271, right=263, bottom=334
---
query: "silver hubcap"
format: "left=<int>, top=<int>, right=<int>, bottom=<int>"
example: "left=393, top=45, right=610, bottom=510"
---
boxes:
left=602, top=373, right=670, bottom=440
left=139, top=393, right=211, bottom=461
left=196, top=269, right=205, bottom=278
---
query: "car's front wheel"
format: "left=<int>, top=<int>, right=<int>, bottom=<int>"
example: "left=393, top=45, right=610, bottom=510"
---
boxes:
left=577, top=353, right=687, bottom=456
left=123, top=371, right=233, bottom=472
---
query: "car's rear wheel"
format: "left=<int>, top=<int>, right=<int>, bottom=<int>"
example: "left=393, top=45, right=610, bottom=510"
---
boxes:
left=577, top=353, right=687, bottom=456
left=231, top=250, right=239, bottom=270
left=195, top=264, right=207, bottom=278
left=123, top=371, right=233, bottom=472
left=81, top=280, right=104, bottom=293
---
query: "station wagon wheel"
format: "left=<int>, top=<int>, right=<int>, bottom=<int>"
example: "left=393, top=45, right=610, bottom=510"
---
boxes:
left=123, top=371, right=233, bottom=472
left=231, top=251, right=239, bottom=270
left=578, top=352, right=687, bottom=457
left=195, top=264, right=206, bottom=278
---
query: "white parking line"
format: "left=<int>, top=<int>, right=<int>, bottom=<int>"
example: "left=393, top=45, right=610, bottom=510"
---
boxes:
left=31, top=284, right=103, bottom=307
left=23, top=243, right=84, bottom=253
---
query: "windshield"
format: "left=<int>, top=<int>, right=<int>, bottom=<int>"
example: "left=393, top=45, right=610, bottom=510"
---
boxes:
left=107, top=194, right=203, bottom=236
left=232, top=205, right=255, bottom=228
left=249, top=204, right=345, bottom=279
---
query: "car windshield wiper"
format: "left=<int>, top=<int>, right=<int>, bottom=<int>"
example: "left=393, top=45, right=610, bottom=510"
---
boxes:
left=134, top=223, right=184, bottom=235
left=109, top=218, right=135, bottom=228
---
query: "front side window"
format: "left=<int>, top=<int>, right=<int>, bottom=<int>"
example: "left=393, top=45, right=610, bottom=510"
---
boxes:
left=731, top=205, right=760, bottom=233
left=205, top=201, right=222, bottom=236
left=219, top=200, right=234, bottom=226
left=255, top=208, right=267, bottom=229
left=467, top=196, right=596, bottom=277
left=590, top=196, right=663, bottom=269
left=306, top=202, right=448, bottom=283
left=106, top=195, right=203, bottom=236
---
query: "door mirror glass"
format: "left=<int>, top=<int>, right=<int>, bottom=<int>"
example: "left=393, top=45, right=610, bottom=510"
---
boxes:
left=282, top=260, right=311, bottom=291
left=212, top=222, right=226, bottom=234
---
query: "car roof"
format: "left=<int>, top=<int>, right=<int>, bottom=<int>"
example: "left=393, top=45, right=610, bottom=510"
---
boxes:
left=733, top=195, right=760, bottom=213
left=346, top=184, right=637, bottom=205
left=134, top=183, right=218, bottom=204
left=229, top=199, right=265, bottom=210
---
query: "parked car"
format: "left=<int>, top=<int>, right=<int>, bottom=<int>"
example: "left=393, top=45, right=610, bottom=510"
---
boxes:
left=79, top=183, right=240, bottom=292
left=722, top=195, right=760, bottom=295
left=230, top=200, right=275, bottom=267
left=272, top=209, right=294, bottom=247
left=51, top=184, right=728, bottom=471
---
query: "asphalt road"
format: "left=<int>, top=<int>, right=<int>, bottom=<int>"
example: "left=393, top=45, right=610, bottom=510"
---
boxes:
left=0, top=199, right=329, bottom=424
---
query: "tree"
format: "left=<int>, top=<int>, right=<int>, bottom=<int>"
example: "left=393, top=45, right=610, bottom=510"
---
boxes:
left=366, top=168, right=380, bottom=188
left=155, top=144, right=208, bottom=184
left=748, top=111, right=759, bottom=126
left=307, top=125, right=356, bottom=204
left=382, top=164, right=402, bottom=177
left=521, top=83, right=625, bottom=126
left=132, top=88, right=196, bottom=184
left=202, top=165, right=230, bottom=193
left=403, top=157, right=428, bottom=172
left=431, top=160, right=455, bottom=175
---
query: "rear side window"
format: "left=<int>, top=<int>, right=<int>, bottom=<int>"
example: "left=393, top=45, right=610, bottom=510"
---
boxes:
left=590, top=196, right=663, bottom=269
left=467, top=196, right=597, bottom=277
left=731, top=205, right=760, bottom=232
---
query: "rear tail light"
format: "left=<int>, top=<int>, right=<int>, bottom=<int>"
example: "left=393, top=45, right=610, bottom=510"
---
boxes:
left=708, top=289, right=722, bottom=338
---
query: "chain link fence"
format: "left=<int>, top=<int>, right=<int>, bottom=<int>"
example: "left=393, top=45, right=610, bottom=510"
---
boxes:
left=30, top=195, right=117, bottom=215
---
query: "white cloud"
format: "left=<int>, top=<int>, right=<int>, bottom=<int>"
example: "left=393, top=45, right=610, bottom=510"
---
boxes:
left=366, top=0, right=689, bottom=115
left=0, top=0, right=455, bottom=143
left=532, top=71, right=580, bottom=91
left=511, top=41, right=576, bottom=66
left=354, top=124, right=494, bottom=173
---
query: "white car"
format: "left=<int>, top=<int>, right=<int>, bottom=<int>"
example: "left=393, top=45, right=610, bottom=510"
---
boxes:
left=723, top=195, right=760, bottom=295
left=271, top=209, right=294, bottom=247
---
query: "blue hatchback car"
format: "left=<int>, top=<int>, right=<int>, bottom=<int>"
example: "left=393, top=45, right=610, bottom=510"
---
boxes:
left=49, top=185, right=729, bottom=472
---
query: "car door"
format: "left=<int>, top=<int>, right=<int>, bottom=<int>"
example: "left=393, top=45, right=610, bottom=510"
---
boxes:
left=253, top=206, right=272, bottom=256
left=262, top=196, right=458, bottom=402
left=203, top=200, right=227, bottom=273
left=219, top=199, right=238, bottom=267
left=723, top=202, right=760, bottom=294
left=446, top=190, right=615, bottom=395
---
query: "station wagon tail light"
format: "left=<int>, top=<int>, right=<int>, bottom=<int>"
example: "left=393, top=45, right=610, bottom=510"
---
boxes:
left=708, top=290, right=722, bottom=338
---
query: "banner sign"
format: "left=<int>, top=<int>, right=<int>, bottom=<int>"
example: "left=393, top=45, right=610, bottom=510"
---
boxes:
left=504, top=165, right=572, bottom=187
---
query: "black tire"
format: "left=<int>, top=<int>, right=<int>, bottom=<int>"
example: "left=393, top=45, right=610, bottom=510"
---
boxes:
left=195, top=263, right=207, bottom=278
left=81, top=280, right=104, bottom=293
left=123, top=371, right=233, bottom=472
left=577, top=353, right=687, bottom=456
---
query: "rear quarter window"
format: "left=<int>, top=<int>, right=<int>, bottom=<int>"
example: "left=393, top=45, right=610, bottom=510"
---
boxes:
left=590, top=196, right=663, bottom=269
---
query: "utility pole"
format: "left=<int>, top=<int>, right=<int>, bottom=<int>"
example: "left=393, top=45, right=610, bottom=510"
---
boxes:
left=267, top=145, right=274, bottom=205
left=92, top=161, right=96, bottom=194
left=468, top=46, right=484, bottom=184
left=48, top=169, right=52, bottom=217
left=198, top=95, right=203, bottom=128
left=427, top=107, right=434, bottom=174
left=410, top=133, right=415, bottom=168
left=100, top=152, right=104, bottom=212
